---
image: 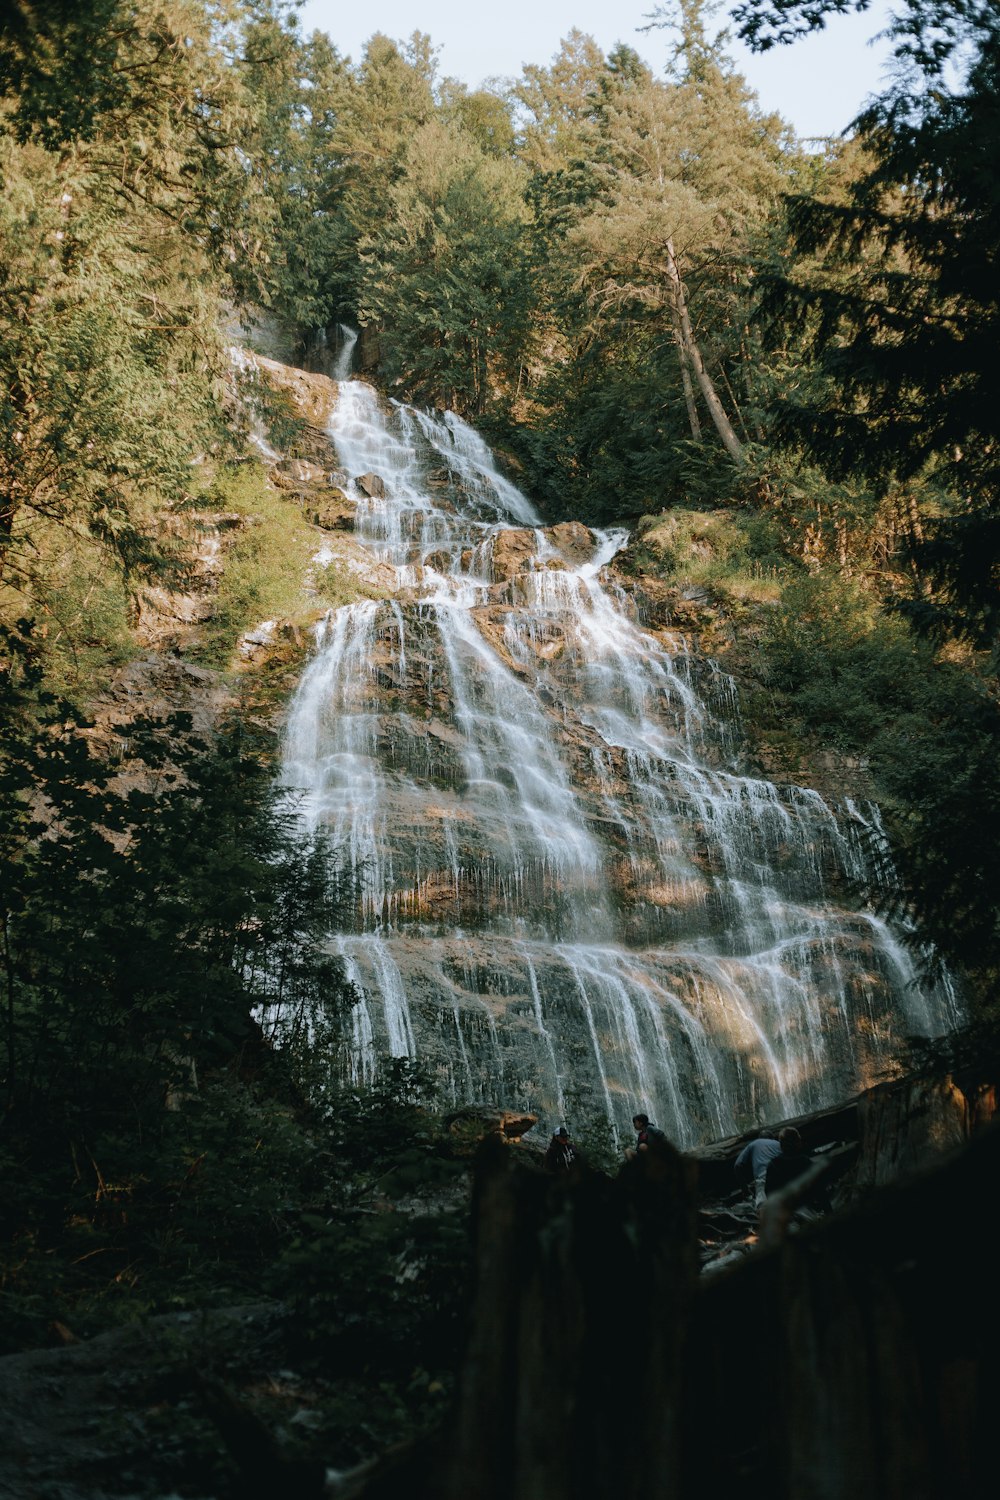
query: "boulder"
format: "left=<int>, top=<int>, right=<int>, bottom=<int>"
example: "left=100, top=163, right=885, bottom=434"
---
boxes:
left=309, top=490, right=355, bottom=531
left=487, top=528, right=536, bottom=581
left=354, top=471, right=386, bottom=499
left=549, top=520, right=596, bottom=567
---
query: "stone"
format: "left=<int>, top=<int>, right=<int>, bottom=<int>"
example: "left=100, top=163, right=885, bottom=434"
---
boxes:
left=486, top=528, right=536, bottom=580
left=309, top=490, right=355, bottom=531
left=444, top=1108, right=538, bottom=1154
left=272, top=458, right=328, bottom=486
left=252, top=353, right=338, bottom=429
left=549, top=520, right=596, bottom=567
left=354, top=471, right=386, bottom=499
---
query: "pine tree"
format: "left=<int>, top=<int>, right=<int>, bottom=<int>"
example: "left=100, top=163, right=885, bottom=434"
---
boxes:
left=745, top=0, right=1000, bottom=654
left=358, top=119, right=532, bottom=414
left=0, top=1, right=275, bottom=630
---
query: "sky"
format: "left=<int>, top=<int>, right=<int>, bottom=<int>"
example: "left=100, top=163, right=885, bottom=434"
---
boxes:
left=296, top=0, right=897, bottom=141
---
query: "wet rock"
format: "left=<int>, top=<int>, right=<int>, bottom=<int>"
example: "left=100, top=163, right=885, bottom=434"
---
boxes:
left=354, top=471, right=385, bottom=499
left=309, top=490, right=355, bottom=531
left=548, top=520, right=596, bottom=567
left=487, top=528, right=536, bottom=580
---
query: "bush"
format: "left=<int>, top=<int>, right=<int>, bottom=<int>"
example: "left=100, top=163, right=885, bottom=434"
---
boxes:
left=192, top=463, right=357, bottom=668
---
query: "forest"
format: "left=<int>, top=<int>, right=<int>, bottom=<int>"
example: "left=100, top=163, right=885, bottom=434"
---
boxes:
left=1, top=0, right=998, bottom=1493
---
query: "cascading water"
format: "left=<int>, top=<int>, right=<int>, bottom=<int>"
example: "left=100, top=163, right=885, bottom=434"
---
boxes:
left=279, top=348, right=959, bottom=1147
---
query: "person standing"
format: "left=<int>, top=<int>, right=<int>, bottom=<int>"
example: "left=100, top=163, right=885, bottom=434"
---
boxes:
left=545, top=1125, right=577, bottom=1173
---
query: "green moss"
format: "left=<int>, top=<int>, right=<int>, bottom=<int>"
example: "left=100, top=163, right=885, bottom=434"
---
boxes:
left=191, top=462, right=360, bottom=669
left=638, top=506, right=788, bottom=611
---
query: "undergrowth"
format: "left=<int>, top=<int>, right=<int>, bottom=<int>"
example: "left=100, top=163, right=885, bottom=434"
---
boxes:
left=190, top=461, right=359, bottom=669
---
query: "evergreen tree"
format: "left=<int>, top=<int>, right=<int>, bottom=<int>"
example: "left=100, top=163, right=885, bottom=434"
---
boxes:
left=358, top=118, right=532, bottom=413
left=0, top=0, right=276, bottom=638
left=239, top=9, right=348, bottom=330
left=744, top=0, right=1000, bottom=655
left=515, top=29, right=608, bottom=176
left=319, top=32, right=437, bottom=322
left=570, top=1, right=789, bottom=465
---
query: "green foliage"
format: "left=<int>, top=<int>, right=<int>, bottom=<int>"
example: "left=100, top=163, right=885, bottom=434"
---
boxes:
left=358, top=119, right=531, bottom=414
left=262, top=1054, right=470, bottom=1461
left=749, top=1, right=1000, bottom=656
left=0, top=673, right=351, bottom=1343
left=277, top=1195, right=468, bottom=1364
left=745, top=567, right=1000, bottom=996
left=190, top=462, right=357, bottom=669
left=0, top=0, right=291, bottom=667
left=500, top=331, right=695, bottom=522
left=639, top=504, right=787, bottom=606
left=238, top=14, right=348, bottom=329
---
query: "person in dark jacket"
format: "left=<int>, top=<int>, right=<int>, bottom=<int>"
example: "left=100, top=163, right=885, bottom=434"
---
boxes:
left=627, top=1112, right=669, bottom=1159
left=545, top=1126, right=576, bottom=1173
left=762, top=1126, right=830, bottom=1230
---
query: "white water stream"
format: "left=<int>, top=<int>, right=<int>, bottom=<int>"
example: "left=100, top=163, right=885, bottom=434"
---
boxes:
left=278, top=349, right=958, bottom=1146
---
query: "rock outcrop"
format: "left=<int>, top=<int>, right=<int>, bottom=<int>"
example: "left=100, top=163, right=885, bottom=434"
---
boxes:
left=253, top=354, right=338, bottom=430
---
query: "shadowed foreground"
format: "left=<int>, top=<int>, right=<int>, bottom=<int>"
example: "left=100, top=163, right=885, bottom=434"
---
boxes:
left=376, top=1116, right=997, bottom=1500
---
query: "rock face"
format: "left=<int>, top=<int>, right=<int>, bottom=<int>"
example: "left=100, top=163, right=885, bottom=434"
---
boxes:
left=272, top=458, right=330, bottom=487
left=134, top=510, right=251, bottom=653
left=90, top=657, right=227, bottom=745
left=276, top=377, right=959, bottom=1147
left=354, top=471, right=386, bottom=499
left=253, top=353, right=338, bottom=429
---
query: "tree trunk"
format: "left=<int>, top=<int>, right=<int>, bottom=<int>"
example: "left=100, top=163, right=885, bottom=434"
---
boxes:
left=442, top=1141, right=698, bottom=1500
left=669, top=307, right=702, bottom=441
left=665, top=238, right=744, bottom=465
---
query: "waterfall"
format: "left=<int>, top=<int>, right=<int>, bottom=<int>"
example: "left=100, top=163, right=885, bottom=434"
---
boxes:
left=280, top=367, right=959, bottom=1147
left=333, top=324, right=358, bottom=382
